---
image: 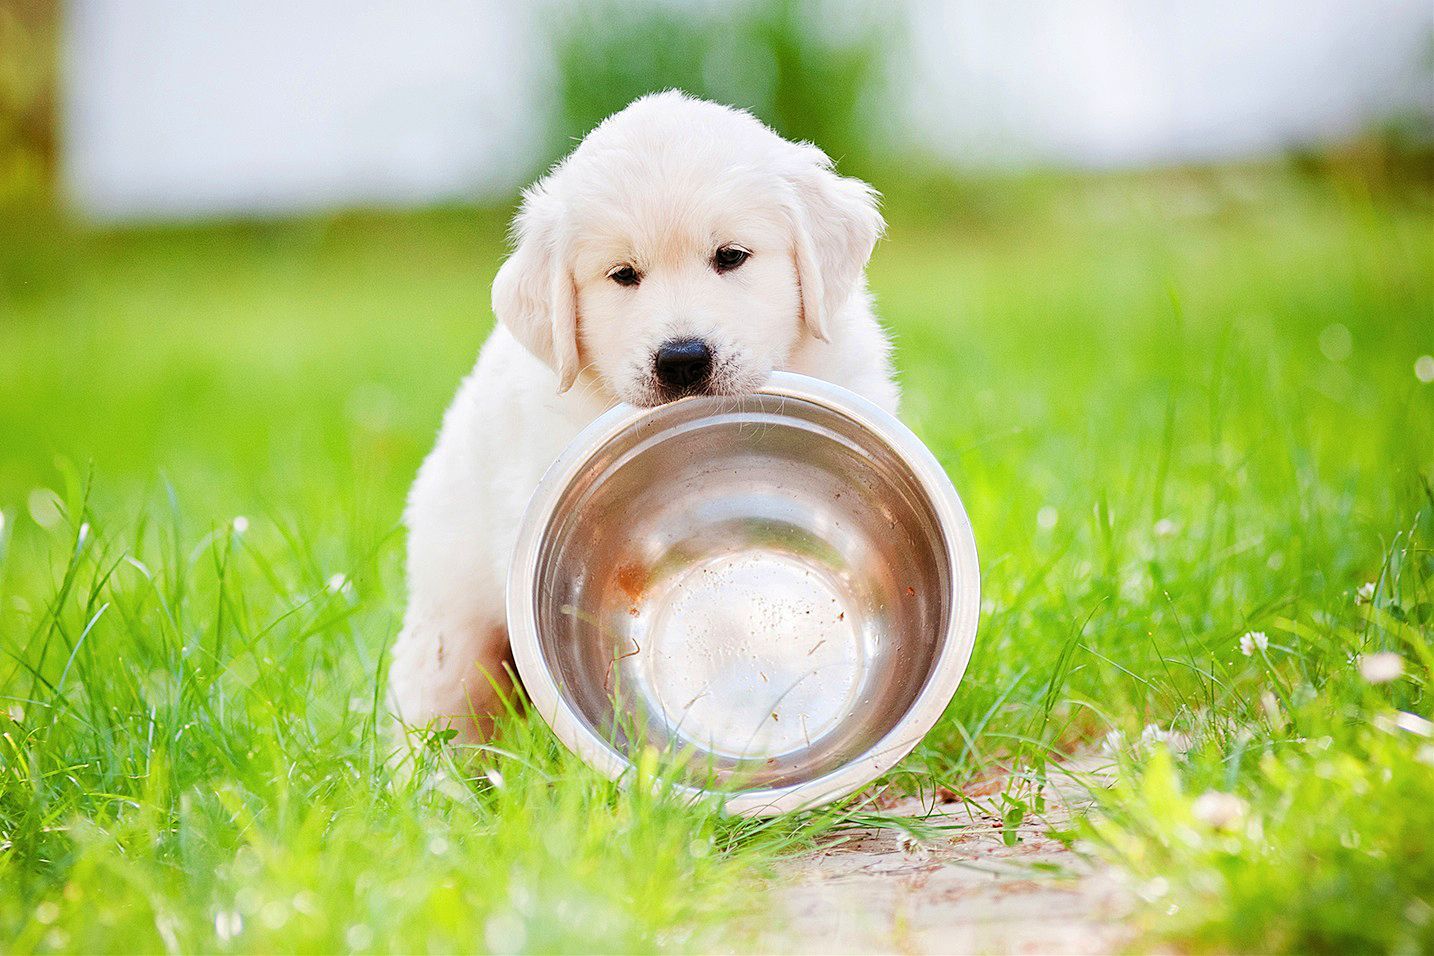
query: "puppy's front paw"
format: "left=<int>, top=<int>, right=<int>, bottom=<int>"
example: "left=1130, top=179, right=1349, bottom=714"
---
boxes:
left=388, top=615, right=513, bottom=744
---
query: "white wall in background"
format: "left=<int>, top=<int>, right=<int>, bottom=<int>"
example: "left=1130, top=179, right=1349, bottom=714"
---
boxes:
left=63, top=0, right=548, bottom=218
left=905, top=0, right=1432, bottom=166
left=62, top=0, right=1432, bottom=219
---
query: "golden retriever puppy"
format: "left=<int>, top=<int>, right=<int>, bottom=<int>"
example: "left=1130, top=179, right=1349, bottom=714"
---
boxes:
left=390, top=91, right=897, bottom=741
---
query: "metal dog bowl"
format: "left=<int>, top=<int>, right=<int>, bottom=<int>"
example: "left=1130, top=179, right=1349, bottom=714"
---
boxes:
left=508, top=372, right=979, bottom=815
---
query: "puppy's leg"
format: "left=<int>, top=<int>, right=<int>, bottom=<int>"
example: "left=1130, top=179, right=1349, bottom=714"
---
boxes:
left=389, top=610, right=511, bottom=744
left=390, top=331, right=606, bottom=744
left=388, top=381, right=513, bottom=744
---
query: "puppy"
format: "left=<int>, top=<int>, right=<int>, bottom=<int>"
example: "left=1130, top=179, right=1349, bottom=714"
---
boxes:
left=389, top=91, right=899, bottom=742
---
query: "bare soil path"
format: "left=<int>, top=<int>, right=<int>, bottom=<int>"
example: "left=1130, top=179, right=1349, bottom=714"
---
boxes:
left=764, top=757, right=1135, bottom=954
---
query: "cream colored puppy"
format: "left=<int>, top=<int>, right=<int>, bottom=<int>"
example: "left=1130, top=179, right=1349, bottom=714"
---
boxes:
left=389, top=91, right=899, bottom=741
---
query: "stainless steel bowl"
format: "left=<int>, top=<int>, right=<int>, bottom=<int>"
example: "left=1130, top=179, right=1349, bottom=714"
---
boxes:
left=508, top=372, right=979, bottom=815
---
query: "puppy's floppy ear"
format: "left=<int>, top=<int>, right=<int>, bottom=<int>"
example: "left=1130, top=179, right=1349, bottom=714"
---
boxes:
left=492, top=184, right=580, bottom=393
left=783, top=145, right=885, bottom=343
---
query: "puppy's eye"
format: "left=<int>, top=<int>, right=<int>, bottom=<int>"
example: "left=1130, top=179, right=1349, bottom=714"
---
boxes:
left=608, top=265, right=640, bottom=287
left=713, top=245, right=750, bottom=273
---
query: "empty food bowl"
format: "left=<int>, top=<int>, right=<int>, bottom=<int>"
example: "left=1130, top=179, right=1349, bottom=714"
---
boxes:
left=507, top=372, right=979, bottom=815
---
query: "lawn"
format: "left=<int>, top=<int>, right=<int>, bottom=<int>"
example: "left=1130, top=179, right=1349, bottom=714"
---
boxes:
left=2, top=165, right=1432, bottom=952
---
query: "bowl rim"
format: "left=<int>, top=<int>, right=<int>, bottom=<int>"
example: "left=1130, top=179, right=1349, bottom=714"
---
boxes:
left=506, top=371, right=980, bottom=816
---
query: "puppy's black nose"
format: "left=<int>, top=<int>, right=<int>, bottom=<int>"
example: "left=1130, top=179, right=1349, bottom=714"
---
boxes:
left=654, top=338, right=713, bottom=392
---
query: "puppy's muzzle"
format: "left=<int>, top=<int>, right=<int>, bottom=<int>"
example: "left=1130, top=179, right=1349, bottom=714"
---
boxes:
left=654, top=338, right=713, bottom=395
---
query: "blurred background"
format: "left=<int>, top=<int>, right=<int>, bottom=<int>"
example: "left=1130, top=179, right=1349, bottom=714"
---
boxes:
left=1, top=0, right=1429, bottom=217
left=0, top=0, right=1430, bottom=511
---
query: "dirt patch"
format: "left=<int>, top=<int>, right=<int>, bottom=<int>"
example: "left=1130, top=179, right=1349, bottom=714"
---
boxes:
left=763, top=756, right=1134, bottom=954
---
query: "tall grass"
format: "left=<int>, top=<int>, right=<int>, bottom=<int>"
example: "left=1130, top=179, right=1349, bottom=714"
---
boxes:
left=0, top=478, right=837, bottom=952
left=2, top=166, right=1432, bottom=951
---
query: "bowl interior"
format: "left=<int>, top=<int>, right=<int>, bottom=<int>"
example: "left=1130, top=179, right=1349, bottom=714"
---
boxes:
left=530, top=391, right=953, bottom=792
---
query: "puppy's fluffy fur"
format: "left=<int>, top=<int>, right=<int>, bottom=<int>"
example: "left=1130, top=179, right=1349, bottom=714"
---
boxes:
left=390, top=92, right=899, bottom=740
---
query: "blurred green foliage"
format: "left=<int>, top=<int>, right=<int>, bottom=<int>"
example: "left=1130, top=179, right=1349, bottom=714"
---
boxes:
left=547, top=0, right=895, bottom=175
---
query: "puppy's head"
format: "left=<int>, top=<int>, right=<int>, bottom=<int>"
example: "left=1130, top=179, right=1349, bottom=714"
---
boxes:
left=492, top=91, right=883, bottom=406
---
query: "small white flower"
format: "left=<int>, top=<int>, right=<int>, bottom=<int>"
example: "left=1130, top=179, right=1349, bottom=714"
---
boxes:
left=1100, top=728, right=1126, bottom=755
left=1036, top=506, right=1058, bottom=530
left=1191, top=790, right=1247, bottom=830
left=1239, top=631, right=1269, bottom=657
left=1359, top=652, right=1404, bottom=684
left=1416, top=355, right=1434, bottom=384
left=1153, top=518, right=1176, bottom=537
left=232, top=516, right=250, bottom=535
left=1418, top=745, right=1434, bottom=767
left=325, top=573, right=353, bottom=596
left=214, top=910, right=243, bottom=941
left=1356, top=582, right=1376, bottom=605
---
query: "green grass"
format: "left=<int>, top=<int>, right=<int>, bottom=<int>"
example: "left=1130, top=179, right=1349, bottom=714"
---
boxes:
left=1, top=165, right=1432, bottom=952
